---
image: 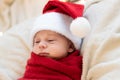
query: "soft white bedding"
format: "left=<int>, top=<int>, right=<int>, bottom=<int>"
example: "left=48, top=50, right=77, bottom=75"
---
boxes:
left=0, top=0, right=120, bottom=80
left=82, top=0, right=120, bottom=80
left=0, top=19, right=33, bottom=80
left=0, top=0, right=48, bottom=32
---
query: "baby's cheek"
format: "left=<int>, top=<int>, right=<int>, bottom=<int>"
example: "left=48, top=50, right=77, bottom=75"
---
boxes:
left=32, top=46, right=40, bottom=54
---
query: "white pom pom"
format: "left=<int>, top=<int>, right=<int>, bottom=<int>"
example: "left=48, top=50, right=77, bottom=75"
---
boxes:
left=70, top=17, right=91, bottom=38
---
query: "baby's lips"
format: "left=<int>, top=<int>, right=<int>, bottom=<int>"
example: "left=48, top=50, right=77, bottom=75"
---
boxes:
left=38, top=52, right=49, bottom=57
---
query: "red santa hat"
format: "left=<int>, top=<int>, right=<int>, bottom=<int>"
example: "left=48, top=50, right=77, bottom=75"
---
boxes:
left=31, top=0, right=91, bottom=50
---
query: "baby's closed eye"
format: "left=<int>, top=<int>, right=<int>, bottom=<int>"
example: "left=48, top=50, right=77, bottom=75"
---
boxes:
left=34, top=40, right=40, bottom=43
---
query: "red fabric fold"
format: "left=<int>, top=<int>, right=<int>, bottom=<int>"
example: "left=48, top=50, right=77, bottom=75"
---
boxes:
left=19, top=50, right=82, bottom=80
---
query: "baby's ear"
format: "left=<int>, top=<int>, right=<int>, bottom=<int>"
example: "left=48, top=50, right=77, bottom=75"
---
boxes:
left=68, top=48, right=74, bottom=53
left=68, top=43, right=75, bottom=53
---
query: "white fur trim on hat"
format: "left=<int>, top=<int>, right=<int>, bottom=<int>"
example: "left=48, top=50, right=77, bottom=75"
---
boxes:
left=30, top=12, right=82, bottom=50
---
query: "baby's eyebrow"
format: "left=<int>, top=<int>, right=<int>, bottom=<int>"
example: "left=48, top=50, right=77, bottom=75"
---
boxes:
left=34, top=38, right=40, bottom=42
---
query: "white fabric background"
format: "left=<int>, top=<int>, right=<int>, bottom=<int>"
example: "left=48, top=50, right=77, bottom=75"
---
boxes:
left=81, top=0, right=120, bottom=80
left=0, top=0, right=48, bottom=32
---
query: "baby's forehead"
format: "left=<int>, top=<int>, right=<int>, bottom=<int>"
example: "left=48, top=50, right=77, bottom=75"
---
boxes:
left=35, top=30, right=60, bottom=36
left=34, top=30, right=67, bottom=39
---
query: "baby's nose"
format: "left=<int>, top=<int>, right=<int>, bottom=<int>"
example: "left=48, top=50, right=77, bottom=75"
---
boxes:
left=38, top=41, right=47, bottom=49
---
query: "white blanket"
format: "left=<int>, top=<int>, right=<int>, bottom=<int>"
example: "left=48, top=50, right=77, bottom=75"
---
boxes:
left=81, top=0, right=120, bottom=80
left=0, top=19, right=33, bottom=80
left=0, top=0, right=48, bottom=32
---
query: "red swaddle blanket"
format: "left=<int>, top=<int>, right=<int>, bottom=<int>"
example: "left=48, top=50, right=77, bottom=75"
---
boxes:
left=19, top=50, right=82, bottom=80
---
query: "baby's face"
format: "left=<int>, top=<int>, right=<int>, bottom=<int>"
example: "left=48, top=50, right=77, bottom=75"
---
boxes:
left=33, top=30, right=73, bottom=59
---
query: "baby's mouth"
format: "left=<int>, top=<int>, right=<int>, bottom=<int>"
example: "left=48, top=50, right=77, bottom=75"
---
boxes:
left=38, top=52, right=49, bottom=57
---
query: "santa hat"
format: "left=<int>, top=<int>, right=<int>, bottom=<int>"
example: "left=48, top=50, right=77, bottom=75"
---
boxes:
left=30, top=0, right=91, bottom=50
